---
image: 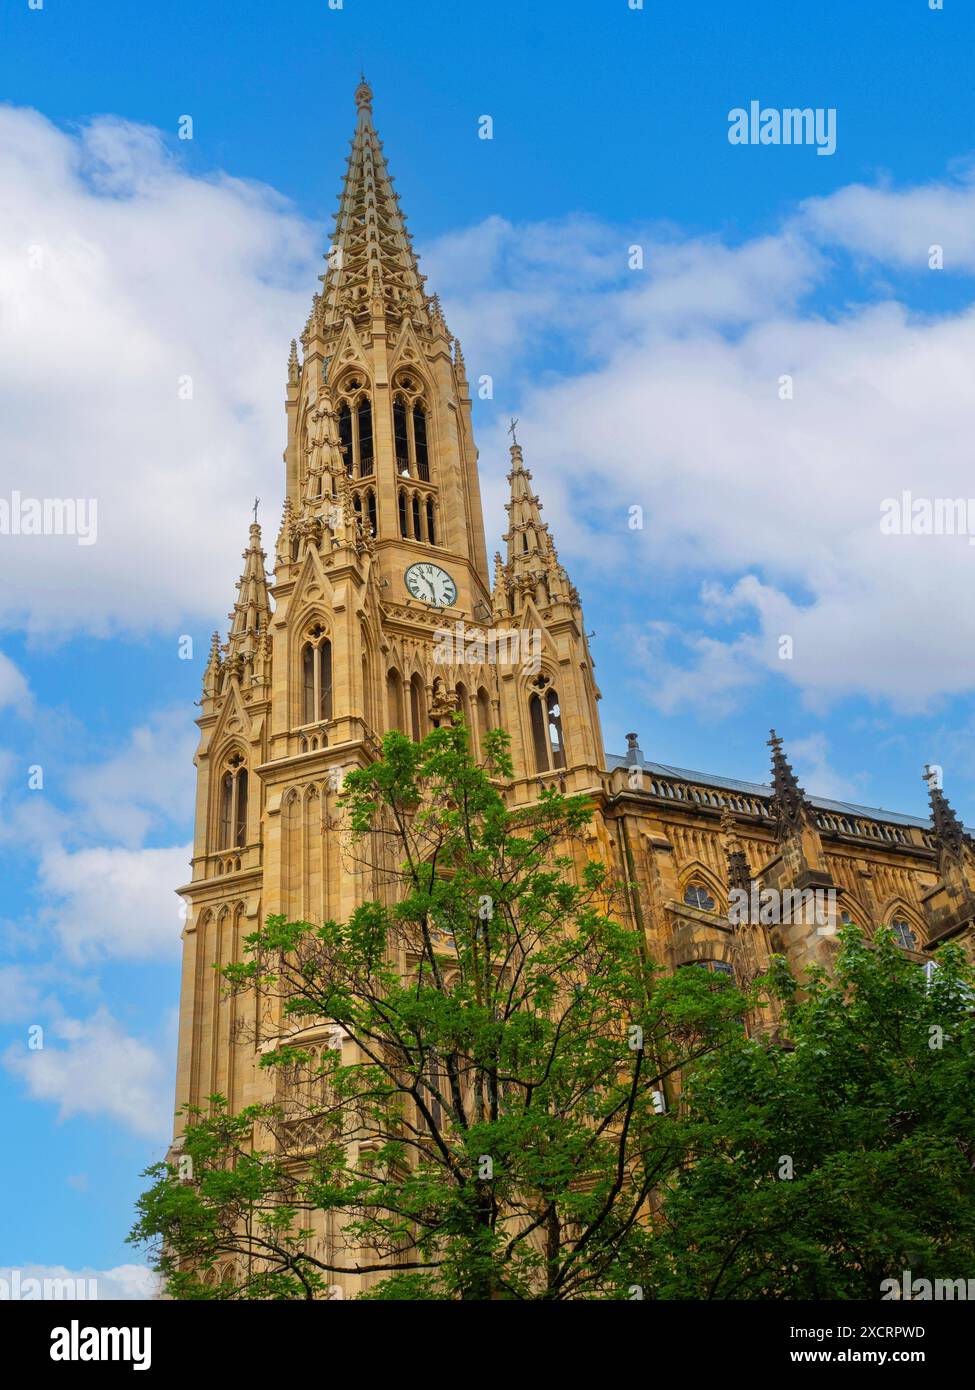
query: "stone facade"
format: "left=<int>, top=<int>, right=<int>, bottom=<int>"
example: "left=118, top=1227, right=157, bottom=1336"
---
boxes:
left=170, top=82, right=975, bottom=1287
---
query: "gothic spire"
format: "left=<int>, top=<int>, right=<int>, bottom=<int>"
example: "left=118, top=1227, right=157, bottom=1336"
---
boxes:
left=767, top=729, right=812, bottom=842
left=202, top=630, right=222, bottom=702
left=305, top=78, right=433, bottom=342
left=498, top=436, right=576, bottom=616
left=925, top=768, right=969, bottom=860
left=225, top=522, right=272, bottom=687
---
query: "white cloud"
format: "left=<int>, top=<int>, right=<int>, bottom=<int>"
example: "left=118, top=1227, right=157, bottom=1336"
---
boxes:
left=0, top=106, right=316, bottom=638
left=65, top=707, right=195, bottom=845
left=0, top=652, right=30, bottom=713
left=801, top=168, right=975, bottom=272
left=0, top=1263, right=158, bottom=1300
left=5, top=101, right=975, bottom=713
left=436, top=193, right=975, bottom=712
left=786, top=733, right=865, bottom=803
left=4, top=1007, right=171, bottom=1139
left=37, top=841, right=190, bottom=961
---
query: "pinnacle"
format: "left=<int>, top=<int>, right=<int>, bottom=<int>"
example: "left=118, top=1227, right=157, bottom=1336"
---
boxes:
left=224, top=516, right=273, bottom=679
left=303, top=81, right=439, bottom=343
left=925, top=768, right=967, bottom=857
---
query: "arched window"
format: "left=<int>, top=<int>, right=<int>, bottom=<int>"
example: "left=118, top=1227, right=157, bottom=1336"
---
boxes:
left=411, top=493, right=422, bottom=540
left=357, top=397, right=373, bottom=476
left=426, top=498, right=436, bottom=545
left=476, top=687, right=491, bottom=752
left=338, top=402, right=353, bottom=475
left=413, top=404, right=430, bottom=481
left=410, top=674, right=425, bottom=741
left=220, top=772, right=233, bottom=848
left=301, top=629, right=332, bottom=725
left=683, top=882, right=716, bottom=912
left=398, top=489, right=408, bottom=537
left=891, top=918, right=918, bottom=950
left=529, top=692, right=549, bottom=774
left=367, top=491, right=378, bottom=538
left=455, top=682, right=470, bottom=731
left=394, top=400, right=410, bottom=475
left=545, top=690, right=565, bottom=769
left=386, top=669, right=404, bottom=731
left=235, top=770, right=248, bottom=848
left=686, top=959, right=735, bottom=982
left=353, top=493, right=363, bottom=528
left=218, top=755, right=248, bottom=850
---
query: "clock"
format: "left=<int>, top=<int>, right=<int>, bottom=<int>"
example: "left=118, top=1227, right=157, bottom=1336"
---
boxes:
left=404, top=562, right=457, bottom=608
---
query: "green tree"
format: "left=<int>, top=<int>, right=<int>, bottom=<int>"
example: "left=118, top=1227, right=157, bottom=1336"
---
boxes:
left=646, top=926, right=975, bottom=1299
left=130, top=721, right=748, bottom=1300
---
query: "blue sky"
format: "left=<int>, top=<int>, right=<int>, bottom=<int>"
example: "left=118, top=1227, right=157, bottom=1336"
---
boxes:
left=2, top=0, right=975, bottom=1290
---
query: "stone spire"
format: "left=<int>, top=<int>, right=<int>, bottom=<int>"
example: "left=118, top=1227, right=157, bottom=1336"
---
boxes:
left=498, top=437, right=575, bottom=617
left=767, top=729, right=812, bottom=843
left=305, top=78, right=432, bottom=341
left=202, top=630, right=222, bottom=702
left=925, top=768, right=969, bottom=860
left=225, top=522, right=272, bottom=689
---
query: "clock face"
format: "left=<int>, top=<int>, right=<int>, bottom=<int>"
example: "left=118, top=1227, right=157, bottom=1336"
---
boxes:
left=405, top=562, right=457, bottom=608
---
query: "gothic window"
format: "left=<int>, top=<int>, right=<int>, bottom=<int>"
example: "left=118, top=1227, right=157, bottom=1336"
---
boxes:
left=426, top=498, right=436, bottom=545
left=394, top=400, right=410, bottom=475
left=529, top=686, right=565, bottom=773
left=367, top=490, right=378, bottom=537
left=387, top=669, right=404, bottom=731
left=476, top=687, right=491, bottom=753
left=411, top=493, right=422, bottom=540
left=301, top=627, right=333, bottom=725
left=410, top=674, right=425, bottom=741
left=392, top=380, right=434, bottom=486
left=413, top=404, right=430, bottom=481
left=219, top=772, right=233, bottom=848
left=337, top=379, right=373, bottom=478
left=891, top=918, right=918, bottom=951
left=218, top=754, right=248, bottom=851
left=398, top=489, right=408, bottom=537
left=685, top=959, right=735, bottom=984
left=357, top=397, right=373, bottom=476
left=683, top=882, right=716, bottom=912
left=235, top=770, right=248, bottom=848
left=455, top=681, right=470, bottom=730
left=545, top=690, right=565, bottom=769
left=338, top=402, right=353, bottom=475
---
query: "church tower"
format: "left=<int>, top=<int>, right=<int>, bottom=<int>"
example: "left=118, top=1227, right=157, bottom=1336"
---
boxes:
left=172, top=80, right=604, bottom=1138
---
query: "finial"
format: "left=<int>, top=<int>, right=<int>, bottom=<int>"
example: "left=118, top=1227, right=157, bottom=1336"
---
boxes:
left=252, top=497, right=260, bottom=525
left=767, top=728, right=783, bottom=753
left=508, top=416, right=519, bottom=446
left=355, top=76, right=373, bottom=111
